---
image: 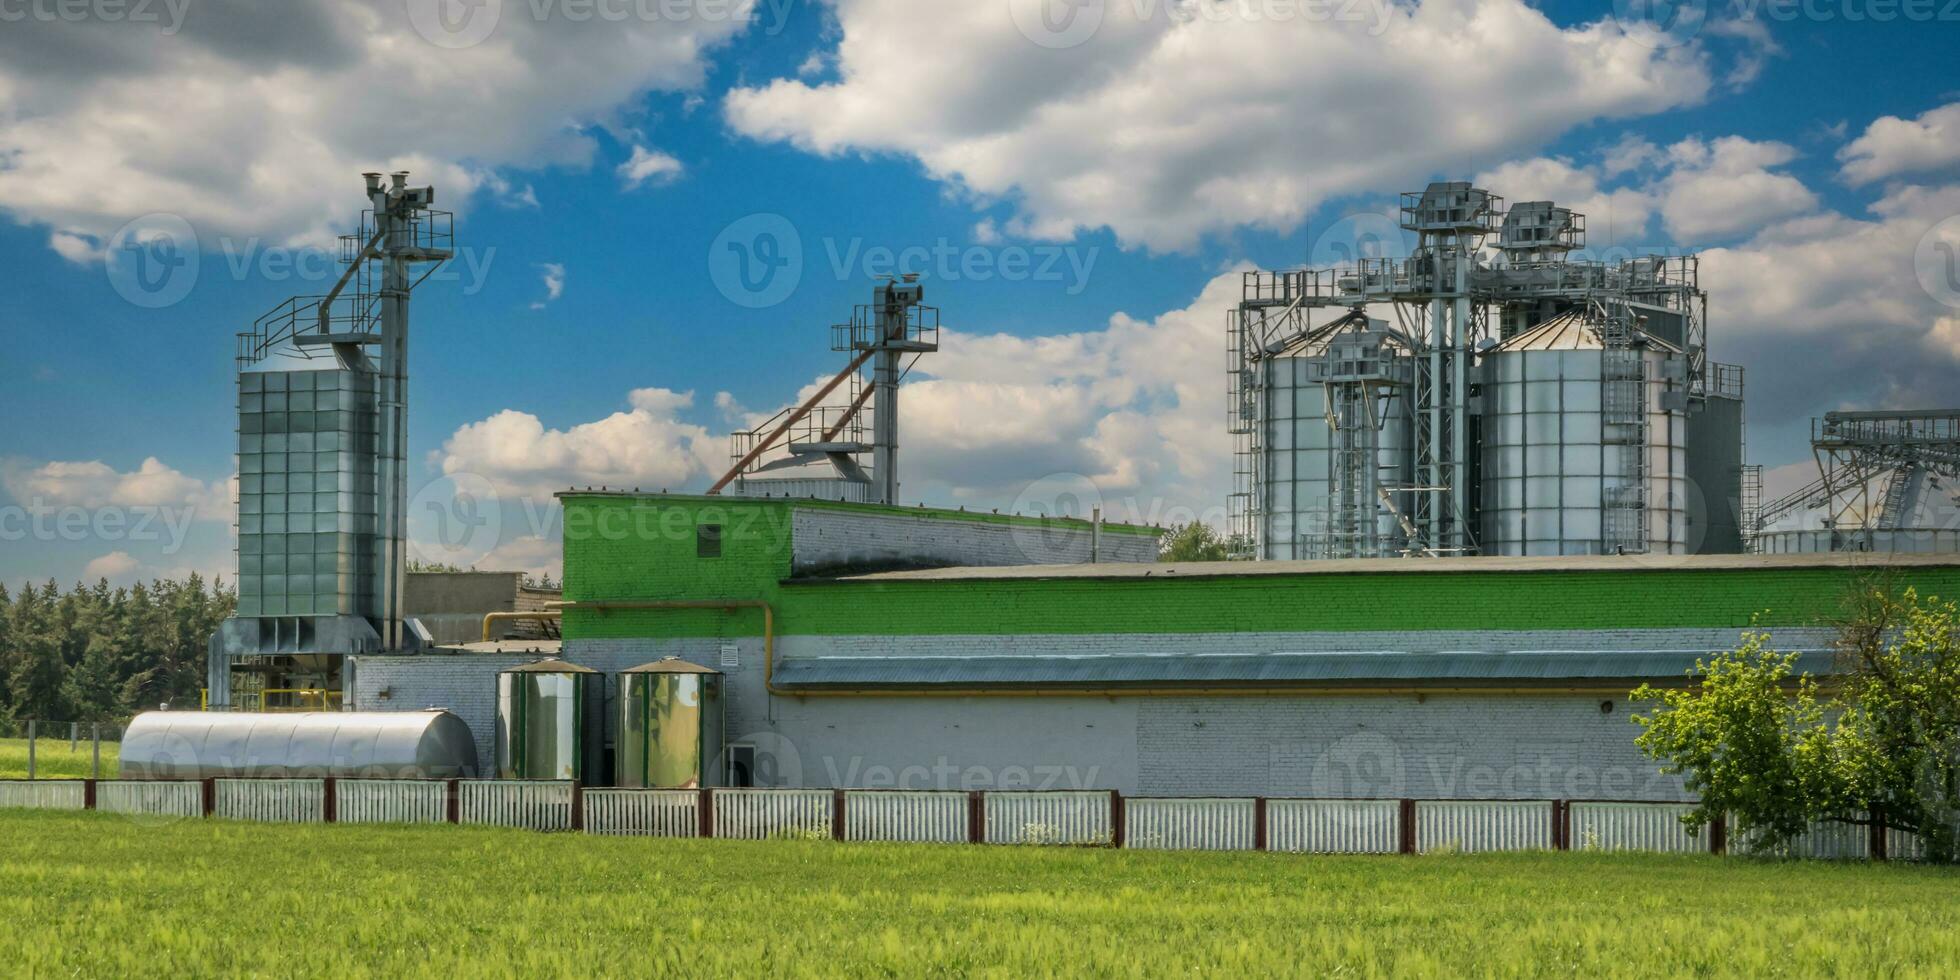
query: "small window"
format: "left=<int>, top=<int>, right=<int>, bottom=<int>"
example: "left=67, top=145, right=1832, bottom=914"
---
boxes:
left=697, top=523, right=723, bottom=558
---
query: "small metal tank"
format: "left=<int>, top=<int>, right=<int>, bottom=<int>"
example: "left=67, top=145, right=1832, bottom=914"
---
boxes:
left=119, top=709, right=478, bottom=779
left=616, top=658, right=724, bottom=788
left=495, top=659, right=605, bottom=781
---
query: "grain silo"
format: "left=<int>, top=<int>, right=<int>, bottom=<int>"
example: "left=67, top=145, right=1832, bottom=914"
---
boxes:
left=615, top=658, right=725, bottom=789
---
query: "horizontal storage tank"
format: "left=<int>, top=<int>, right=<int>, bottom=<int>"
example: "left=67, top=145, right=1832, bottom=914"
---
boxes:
left=119, top=709, right=477, bottom=779
left=1478, top=312, right=1687, bottom=556
left=496, top=659, right=605, bottom=781
left=616, top=658, right=724, bottom=789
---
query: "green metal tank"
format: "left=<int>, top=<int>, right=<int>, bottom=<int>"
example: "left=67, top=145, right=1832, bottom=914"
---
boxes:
left=495, top=659, right=605, bottom=781
left=616, top=658, right=724, bottom=788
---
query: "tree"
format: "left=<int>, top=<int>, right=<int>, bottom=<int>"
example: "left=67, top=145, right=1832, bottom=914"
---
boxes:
left=1160, top=522, right=1231, bottom=562
left=1632, top=586, right=1960, bottom=861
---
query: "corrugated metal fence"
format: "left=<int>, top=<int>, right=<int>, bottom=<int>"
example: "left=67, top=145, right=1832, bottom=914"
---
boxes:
left=0, top=780, right=1942, bottom=861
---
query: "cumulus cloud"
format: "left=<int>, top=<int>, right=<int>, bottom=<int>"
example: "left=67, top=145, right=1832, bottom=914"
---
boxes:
left=1656, top=137, right=1817, bottom=241
left=1472, top=155, right=1654, bottom=243
left=433, top=387, right=725, bottom=501
left=82, top=551, right=141, bottom=583
left=1839, top=100, right=1960, bottom=187
left=617, top=145, right=685, bottom=189
left=0, top=1, right=755, bottom=254
left=725, top=0, right=1710, bottom=251
left=0, top=456, right=231, bottom=520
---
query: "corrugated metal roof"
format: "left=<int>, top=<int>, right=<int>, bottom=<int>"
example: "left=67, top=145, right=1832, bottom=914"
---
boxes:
left=1489, top=311, right=1598, bottom=352
left=500, top=657, right=596, bottom=674
left=771, top=650, right=1840, bottom=688
left=622, top=657, right=720, bottom=675
left=813, top=550, right=1960, bottom=584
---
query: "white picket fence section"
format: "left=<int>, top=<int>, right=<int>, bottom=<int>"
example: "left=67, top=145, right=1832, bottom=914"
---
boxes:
left=0, top=781, right=87, bottom=811
left=459, top=780, right=574, bottom=830
left=985, top=791, right=1113, bottom=845
left=713, top=789, right=833, bottom=840
left=96, top=780, right=202, bottom=819
left=1125, top=798, right=1254, bottom=851
left=1571, top=802, right=1702, bottom=853
left=336, top=780, right=449, bottom=825
left=1886, top=826, right=1926, bottom=861
left=215, top=779, right=325, bottom=823
left=844, top=791, right=967, bottom=843
left=1417, top=800, right=1552, bottom=853
left=1782, top=818, right=1869, bottom=860
left=584, top=789, right=700, bottom=837
left=1268, top=799, right=1401, bottom=854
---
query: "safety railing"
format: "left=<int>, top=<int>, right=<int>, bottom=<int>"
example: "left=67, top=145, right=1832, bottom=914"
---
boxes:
left=0, top=781, right=1940, bottom=860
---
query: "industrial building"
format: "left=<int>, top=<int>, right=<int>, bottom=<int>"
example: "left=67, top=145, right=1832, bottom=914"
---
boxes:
left=191, top=173, right=1960, bottom=801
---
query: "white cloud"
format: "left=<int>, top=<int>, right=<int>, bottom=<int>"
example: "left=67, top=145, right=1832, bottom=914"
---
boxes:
left=531, top=262, right=565, bottom=310
left=1839, top=100, right=1960, bottom=187
left=477, top=534, right=564, bottom=584
left=434, top=387, right=724, bottom=501
left=48, top=231, right=103, bottom=264
left=0, top=2, right=754, bottom=254
left=82, top=551, right=140, bottom=583
left=617, top=145, right=685, bottom=189
left=1656, top=137, right=1816, bottom=242
left=1472, top=156, right=1654, bottom=244
left=725, top=0, right=1710, bottom=251
left=0, top=456, right=230, bottom=520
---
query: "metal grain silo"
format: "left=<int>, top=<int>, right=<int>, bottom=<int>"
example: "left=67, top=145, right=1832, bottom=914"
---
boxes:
left=119, top=709, right=478, bottom=779
left=1257, top=312, right=1417, bottom=559
left=615, top=658, right=725, bottom=789
left=1478, top=311, right=1687, bottom=556
left=495, top=659, right=605, bottom=781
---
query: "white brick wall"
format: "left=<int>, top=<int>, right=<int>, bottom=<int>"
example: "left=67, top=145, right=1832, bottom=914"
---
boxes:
left=790, top=509, right=1158, bottom=574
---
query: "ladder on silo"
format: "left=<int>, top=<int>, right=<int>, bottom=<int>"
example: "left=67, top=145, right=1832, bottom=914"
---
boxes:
left=1597, top=299, right=1650, bottom=553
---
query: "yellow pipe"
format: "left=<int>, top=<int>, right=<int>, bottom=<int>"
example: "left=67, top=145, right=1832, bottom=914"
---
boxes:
left=481, top=610, right=563, bottom=643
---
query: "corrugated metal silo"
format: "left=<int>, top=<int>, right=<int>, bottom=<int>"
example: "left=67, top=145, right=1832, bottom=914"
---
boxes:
left=615, top=658, right=725, bottom=789
left=495, top=659, right=605, bottom=781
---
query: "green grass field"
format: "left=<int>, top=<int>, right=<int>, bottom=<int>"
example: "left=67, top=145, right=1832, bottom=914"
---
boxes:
left=1, top=811, right=1957, bottom=976
left=0, top=737, right=117, bottom=780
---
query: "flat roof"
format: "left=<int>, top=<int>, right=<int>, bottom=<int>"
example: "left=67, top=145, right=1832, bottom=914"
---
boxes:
left=811, top=550, right=1960, bottom=583
left=555, top=490, right=1163, bottom=535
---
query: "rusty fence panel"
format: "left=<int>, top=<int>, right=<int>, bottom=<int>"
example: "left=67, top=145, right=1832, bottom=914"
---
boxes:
left=0, top=780, right=88, bottom=811
left=843, top=791, right=967, bottom=844
left=1123, top=798, right=1256, bottom=851
left=712, top=789, right=833, bottom=840
left=984, top=791, right=1113, bottom=845
left=96, top=781, right=202, bottom=819
left=215, top=779, right=325, bottom=823
left=1266, top=799, right=1400, bottom=854
left=459, top=780, right=574, bottom=831
left=584, top=789, right=701, bottom=837
left=1569, top=802, right=1703, bottom=853
left=1417, top=800, right=1553, bottom=853
left=336, top=780, right=449, bottom=825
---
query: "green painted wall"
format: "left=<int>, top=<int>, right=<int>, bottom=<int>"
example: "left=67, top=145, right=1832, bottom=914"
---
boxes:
left=561, top=495, right=1960, bottom=640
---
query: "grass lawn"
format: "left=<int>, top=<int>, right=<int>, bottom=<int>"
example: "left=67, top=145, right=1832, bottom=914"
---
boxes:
left=0, top=811, right=1956, bottom=976
left=0, top=736, right=117, bottom=780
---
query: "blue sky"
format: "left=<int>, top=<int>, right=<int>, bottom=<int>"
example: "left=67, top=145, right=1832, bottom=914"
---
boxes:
left=2, top=0, right=1958, bottom=585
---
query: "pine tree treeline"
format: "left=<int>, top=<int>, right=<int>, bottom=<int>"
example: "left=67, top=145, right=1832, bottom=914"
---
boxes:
left=0, top=575, right=234, bottom=725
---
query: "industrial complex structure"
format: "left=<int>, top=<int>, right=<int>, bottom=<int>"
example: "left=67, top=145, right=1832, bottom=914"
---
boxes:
left=167, top=174, right=1960, bottom=802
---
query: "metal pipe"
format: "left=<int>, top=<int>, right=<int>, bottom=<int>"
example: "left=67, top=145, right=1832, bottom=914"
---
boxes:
left=480, top=610, right=564, bottom=643
left=708, top=350, right=875, bottom=494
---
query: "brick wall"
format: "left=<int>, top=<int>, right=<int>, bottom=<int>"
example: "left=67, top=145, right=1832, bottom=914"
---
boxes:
left=790, top=507, right=1157, bottom=573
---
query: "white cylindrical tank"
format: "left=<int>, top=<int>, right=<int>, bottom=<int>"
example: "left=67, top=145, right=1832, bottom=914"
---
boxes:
left=1479, top=312, right=1687, bottom=556
left=119, top=709, right=479, bottom=779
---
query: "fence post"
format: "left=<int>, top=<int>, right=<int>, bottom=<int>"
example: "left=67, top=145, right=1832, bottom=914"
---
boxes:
left=832, top=789, right=846, bottom=842
left=967, top=791, right=985, bottom=844
left=1253, top=797, right=1268, bottom=852
left=1552, top=800, right=1568, bottom=851
left=83, top=779, right=97, bottom=811
left=91, top=724, right=101, bottom=780
left=447, top=779, right=461, bottom=824
left=1398, top=799, right=1416, bottom=854
left=571, top=782, right=584, bottom=832
left=1870, top=812, right=1887, bottom=862
left=1110, top=790, right=1125, bottom=849
left=323, top=777, right=337, bottom=823
left=698, top=788, right=715, bottom=839
left=1710, top=813, right=1727, bottom=855
left=201, top=777, right=216, bottom=818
